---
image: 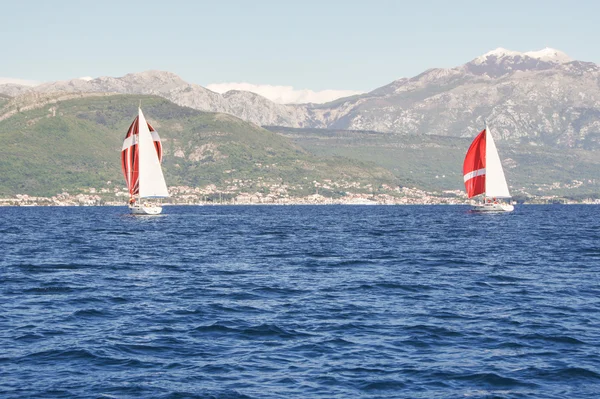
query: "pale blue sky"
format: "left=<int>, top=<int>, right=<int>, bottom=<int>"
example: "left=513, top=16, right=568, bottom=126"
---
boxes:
left=2, top=0, right=598, bottom=91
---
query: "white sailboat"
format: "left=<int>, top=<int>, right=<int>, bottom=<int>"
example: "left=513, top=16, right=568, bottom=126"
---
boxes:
left=121, top=108, right=169, bottom=215
left=463, top=122, right=514, bottom=212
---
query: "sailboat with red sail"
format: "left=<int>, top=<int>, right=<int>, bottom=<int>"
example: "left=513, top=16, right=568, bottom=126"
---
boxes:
left=463, top=122, right=514, bottom=212
left=121, top=107, right=169, bottom=215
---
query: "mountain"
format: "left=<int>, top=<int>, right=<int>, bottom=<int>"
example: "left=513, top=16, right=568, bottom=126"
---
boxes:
left=0, top=83, right=33, bottom=97
left=3, top=47, right=600, bottom=149
left=319, top=47, right=600, bottom=148
left=0, top=71, right=304, bottom=127
left=0, top=93, right=9, bottom=105
left=0, top=94, right=395, bottom=197
left=2, top=76, right=599, bottom=198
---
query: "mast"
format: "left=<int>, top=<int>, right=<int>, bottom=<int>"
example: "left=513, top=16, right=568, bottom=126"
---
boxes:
left=484, top=122, right=488, bottom=203
left=134, top=120, right=139, bottom=203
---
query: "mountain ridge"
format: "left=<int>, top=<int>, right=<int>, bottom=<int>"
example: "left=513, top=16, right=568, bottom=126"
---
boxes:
left=2, top=48, right=600, bottom=147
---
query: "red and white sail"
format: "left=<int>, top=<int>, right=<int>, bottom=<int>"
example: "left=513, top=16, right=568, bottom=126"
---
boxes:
left=121, top=108, right=168, bottom=198
left=463, top=128, right=486, bottom=198
left=463, top=124, right=511, bottom=199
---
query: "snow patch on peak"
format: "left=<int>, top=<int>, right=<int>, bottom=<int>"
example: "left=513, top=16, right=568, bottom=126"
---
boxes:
left=482, top=48, right=521, bottom=58
left=523, top=47, right=572, bottom=63
left=474, top=47, right=572, bottom=64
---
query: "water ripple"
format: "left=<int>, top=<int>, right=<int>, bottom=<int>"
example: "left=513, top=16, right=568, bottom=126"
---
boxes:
left=1, top=205, right=600, bottom=398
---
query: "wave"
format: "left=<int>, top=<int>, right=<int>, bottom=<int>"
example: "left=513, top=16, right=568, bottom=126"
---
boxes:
left=23, top=285, right=84, bottom=294
left=4, top=205, right=600, bottom=398
left=526, top=366, right=600, bottom=380
left=17, top=348, right=151, bottom=368
left=403, top=324, right=464, bottom=338
left=155, top=389, right=254, bottom=399
left=358, top=379, right=407, bottom=390
left=357, top=282, right=434, bottom=292
left=71, top=308, right=107, bottom=317
left=251, top=287, right=308, bottom=296
left=455, top=372, right=538, bottom=388
left=520, top=333, right=587, bottom=345
left=192, top=322, right=310, bottom=339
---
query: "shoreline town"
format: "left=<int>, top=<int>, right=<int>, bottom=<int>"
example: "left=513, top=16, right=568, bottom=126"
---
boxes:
left=1, top=183, right=598, bottom=207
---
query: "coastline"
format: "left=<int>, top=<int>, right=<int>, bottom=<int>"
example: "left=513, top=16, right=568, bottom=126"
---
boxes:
left=1, top=186, right=596, bottom=207
left=1, top=201, right=597, bottom=207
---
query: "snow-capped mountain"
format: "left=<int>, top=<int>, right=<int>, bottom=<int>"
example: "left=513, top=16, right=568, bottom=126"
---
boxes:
left=319, top=47, right=600, bottom=147
left=473, top=47, right=572, bottom=64
left=2, top=48, right=600, bottom=148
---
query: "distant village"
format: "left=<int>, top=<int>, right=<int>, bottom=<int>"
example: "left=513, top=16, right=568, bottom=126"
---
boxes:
left=1, top=177, right=599, bottom=206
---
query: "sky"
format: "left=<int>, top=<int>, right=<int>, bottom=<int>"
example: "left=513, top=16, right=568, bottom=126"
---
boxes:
left=1, top=0, right=599, bottom=102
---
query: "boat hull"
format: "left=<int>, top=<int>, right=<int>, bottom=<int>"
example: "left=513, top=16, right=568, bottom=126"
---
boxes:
left=471, top=203, right=514, bottom=212
left=129, top=203, right=163, bottom=215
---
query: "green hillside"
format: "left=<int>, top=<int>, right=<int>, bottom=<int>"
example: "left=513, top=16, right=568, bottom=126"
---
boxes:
left=3, top=93, right=597, bottom=200
left=265, top=126, right=600, bottom=197
left=0, top=95, right=396, bottom=196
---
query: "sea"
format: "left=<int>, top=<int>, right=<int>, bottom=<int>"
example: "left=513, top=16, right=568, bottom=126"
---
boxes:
left=1, top=205, right=599, bottom=399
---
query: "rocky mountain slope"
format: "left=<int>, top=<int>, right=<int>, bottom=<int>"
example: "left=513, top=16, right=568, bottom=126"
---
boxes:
left=324, top=48, right=600, bottom=148
left=0, top=71, right=307, bottom=127
left=2, top=48, right=600, bottom=148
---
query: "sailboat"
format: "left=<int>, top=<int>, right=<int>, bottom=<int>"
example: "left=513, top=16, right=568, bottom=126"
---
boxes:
left=121, top=107, right=169, bottom=215
left=463, top=122, right=514, bottom=212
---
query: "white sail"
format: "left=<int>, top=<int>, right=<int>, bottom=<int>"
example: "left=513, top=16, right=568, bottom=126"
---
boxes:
left=137, top=108, right=169, bottom=198
left=484, top=124, right=511, bottom=198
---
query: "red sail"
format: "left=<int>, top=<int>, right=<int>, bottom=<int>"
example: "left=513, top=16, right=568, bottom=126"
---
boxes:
left=463, top=129, right=486, bottom=198
left=121, top=116, right=163, bottom=197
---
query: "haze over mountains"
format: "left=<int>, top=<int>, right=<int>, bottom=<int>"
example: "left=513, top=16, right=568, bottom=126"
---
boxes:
left=3, top=47, right=600, bottom=149
left=205, top=82, right=363, bottom=104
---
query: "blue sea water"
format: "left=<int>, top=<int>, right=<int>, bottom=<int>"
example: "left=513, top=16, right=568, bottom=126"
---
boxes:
left=1, top=205, right=599, bottom=399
